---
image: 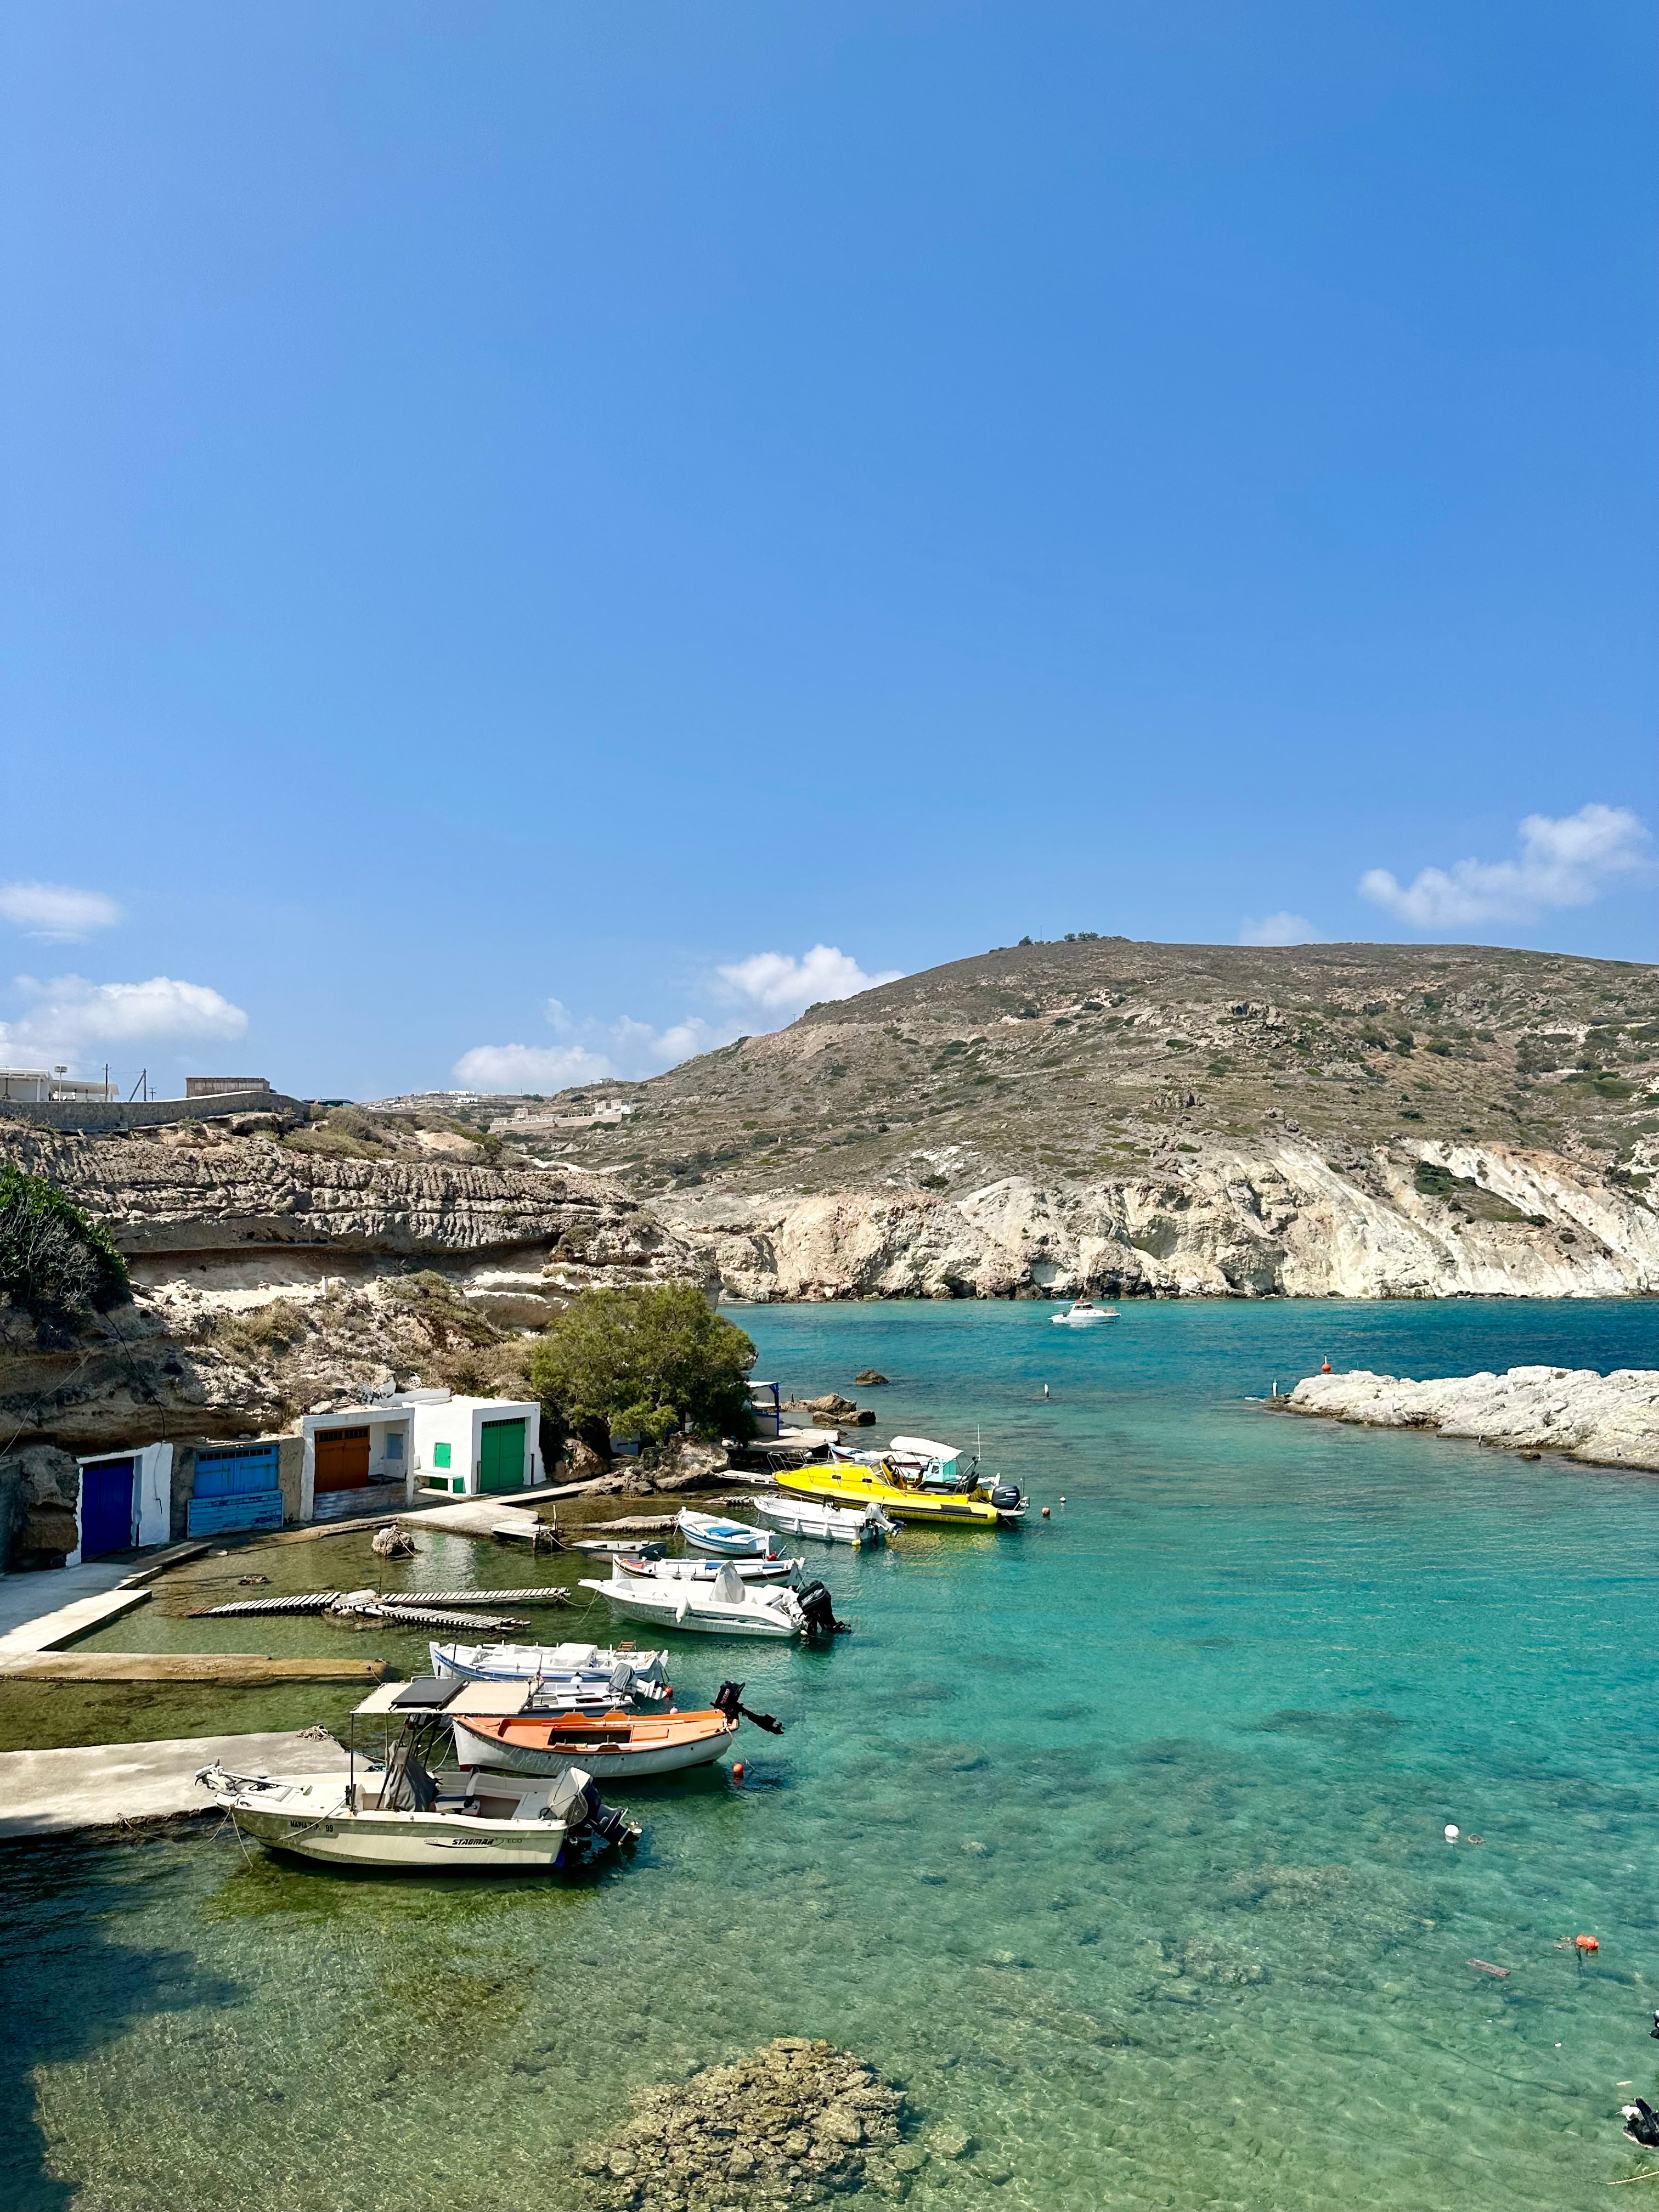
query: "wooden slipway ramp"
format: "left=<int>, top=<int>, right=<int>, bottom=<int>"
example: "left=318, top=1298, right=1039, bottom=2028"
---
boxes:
left=0, top=1728, right=352, bottom=1839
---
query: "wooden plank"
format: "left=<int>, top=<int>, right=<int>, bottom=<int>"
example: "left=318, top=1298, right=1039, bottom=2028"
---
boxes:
left=0, top=1652, right=389, bottom=1684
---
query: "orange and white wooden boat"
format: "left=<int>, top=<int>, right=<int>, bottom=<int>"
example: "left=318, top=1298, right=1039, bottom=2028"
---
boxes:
left=449, top=1703, right=737, bottom=1780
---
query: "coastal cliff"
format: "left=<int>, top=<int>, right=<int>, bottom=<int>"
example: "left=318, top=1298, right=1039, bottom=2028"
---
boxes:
left=655, top=1137, right=1659, bottom=1301
left=0, top=1123, right=709, bottom=1323
left=1284, top=1364, right=1659, bottom=1472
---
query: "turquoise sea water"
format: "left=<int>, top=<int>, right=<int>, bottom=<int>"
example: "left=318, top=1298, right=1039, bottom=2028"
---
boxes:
left=5, top=1296, right=1659, bottom=2212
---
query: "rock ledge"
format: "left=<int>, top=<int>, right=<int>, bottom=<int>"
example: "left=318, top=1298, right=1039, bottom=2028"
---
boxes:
left=1284, top=1365, right=1659, bottom=1471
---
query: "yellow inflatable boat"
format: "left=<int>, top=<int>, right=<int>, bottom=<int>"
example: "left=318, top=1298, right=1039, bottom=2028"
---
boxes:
left=775, top=1460, right=1024, bottom=1527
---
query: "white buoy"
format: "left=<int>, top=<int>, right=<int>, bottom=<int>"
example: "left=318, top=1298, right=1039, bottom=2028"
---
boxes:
left=1444, top=1824, right=1459, bottom=1842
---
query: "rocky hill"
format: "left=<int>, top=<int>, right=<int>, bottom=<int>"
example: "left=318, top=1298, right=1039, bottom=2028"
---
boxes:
left=526, top=939, right=1659, bottom=1300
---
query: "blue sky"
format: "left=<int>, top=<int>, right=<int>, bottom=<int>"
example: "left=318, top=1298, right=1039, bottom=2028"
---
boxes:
left=3, top=3, right=1654, bottom=1099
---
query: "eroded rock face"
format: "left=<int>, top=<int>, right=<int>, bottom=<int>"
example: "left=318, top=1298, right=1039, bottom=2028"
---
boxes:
left=0, top=1127, right=715, bottom=1480
left=574, top=2038, right=910, bottom=2209
left=1285, top=1365, right=1659, bottom=1471
left=0, top=1441, right=81, bottom=1565
left=0, top=1125, right=697, bottom=1270
left=659, top=1139, right=1659, bottom=1303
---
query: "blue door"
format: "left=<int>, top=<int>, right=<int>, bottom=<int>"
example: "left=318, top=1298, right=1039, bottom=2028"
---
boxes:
left=188, top=1445, right=284, bottom=1537
left=80, top=1459, right=136, bottom=1558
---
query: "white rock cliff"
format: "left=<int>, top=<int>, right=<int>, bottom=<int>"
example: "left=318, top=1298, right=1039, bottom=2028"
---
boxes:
left=658, top=1139, right=1659, bottom=1303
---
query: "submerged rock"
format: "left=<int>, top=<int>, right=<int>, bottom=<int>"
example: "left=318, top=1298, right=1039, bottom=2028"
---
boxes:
left=574, top=2037, right=911, bottom=2207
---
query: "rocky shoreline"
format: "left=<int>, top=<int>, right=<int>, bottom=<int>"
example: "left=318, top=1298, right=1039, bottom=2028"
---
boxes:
left=658, top=1140, right=1659, bottom=1304
left=1283, top=1364, right=1659, bottom=1472
left=574, top=2038, right=932, bottom=2207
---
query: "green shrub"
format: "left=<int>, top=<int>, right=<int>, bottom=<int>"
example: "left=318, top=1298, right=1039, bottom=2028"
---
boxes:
left=526, top=1283, right=756, bottom=1443
left=0, top=1163, right=128, bottom=1316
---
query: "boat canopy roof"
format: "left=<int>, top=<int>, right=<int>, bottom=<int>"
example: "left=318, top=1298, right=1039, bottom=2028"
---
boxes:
left=889, top=1435, right=959, bottom=1462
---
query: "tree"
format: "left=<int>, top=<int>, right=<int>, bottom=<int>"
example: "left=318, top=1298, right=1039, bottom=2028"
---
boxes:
left=0, top=1163, right=129, bottom=1317
left=527, top=1283, right=756, bottom=1445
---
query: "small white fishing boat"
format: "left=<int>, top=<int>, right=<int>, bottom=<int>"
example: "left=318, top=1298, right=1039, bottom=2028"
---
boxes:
left=1050, top=1300, right=1118, bottom=1327
left=614, top=1551, right=798, bottom=1584
left=428, top=1640, right=673, bottom=1703
left=578, top=1564, right=844, bottom=1639
left=752, top=1494, right=895, bottom=1546
left=195, top=1748, right=637, bottom=1871
left=675, top=1509, right=783, bottom=1559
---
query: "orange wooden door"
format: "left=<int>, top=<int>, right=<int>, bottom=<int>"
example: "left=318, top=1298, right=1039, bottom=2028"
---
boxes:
left=315, top=1427, right=370, bottom=1492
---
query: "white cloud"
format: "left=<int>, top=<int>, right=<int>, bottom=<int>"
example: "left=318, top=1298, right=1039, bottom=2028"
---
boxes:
left=1239, top=912, right=1328, bottom=947
left=1360, top=804, right=1652, bottom=930
left=452, top=1041, right=618, bottom=1091
left=455, top=945, right=903, bottom=1093
left=0, top=974, right=247, bottom=1067
left=715, top=943, right=902, bottom=1016
left=0, top=881, right=122, bottom=941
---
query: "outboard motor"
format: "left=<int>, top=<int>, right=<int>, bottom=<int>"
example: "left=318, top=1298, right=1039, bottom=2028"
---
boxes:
left=989, top=1483, right=1026, bottom=1517
left=574, top=1778, right=638, bottom=1850
left=713, top=1680, right=785, bottom=1734
left=795, top=1579, right=850, bottom=1635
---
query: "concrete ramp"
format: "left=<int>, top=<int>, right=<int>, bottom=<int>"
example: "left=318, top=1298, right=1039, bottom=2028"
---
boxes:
left=0, top=1729, right=352, bottom=1839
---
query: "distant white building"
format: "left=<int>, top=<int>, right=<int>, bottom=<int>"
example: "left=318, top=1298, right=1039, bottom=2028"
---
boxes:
left=0, top=1068, right=114, bottom=1103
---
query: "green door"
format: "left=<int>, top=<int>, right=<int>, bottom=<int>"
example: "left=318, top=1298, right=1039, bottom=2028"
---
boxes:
left=478, top=1418, right=527, bottom=1493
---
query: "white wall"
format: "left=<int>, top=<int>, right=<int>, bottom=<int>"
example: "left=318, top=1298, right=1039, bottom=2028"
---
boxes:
left=298, top=1411, right=414, bottom=1520
left=412, top=1397, right=542, bottom=1496
left=69, top=1441, right=173, bottom=1565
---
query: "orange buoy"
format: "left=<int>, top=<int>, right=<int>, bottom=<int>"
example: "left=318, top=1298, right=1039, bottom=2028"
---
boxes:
left=732, top=1762, right=744, bottom=1782
left=1041, top=1505, right=1051, bottom=1519
left=1321, top=1358, right=1332, bottom=1374
left=1575, top=1934, right=1599, bottom=1953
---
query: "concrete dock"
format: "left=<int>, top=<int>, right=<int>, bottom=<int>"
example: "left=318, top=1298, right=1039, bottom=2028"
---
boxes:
left=0, top=1579, right=152, bottom=1657
left=0, top=1652, right=389, bottom=1685
left=0, top=1728, right=352, bottom=1839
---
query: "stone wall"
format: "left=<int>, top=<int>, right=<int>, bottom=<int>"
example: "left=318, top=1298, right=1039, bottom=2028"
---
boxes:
left=0, top=1091, right=307, bottom=1136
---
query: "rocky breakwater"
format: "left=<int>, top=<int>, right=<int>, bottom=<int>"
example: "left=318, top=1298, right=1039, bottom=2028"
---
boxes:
left=575, top=2038, right=922, bottom=2209
left=1284, top=1365, right=1659, bottom=1472
left=663, top=1138, right=1659, bottom=1302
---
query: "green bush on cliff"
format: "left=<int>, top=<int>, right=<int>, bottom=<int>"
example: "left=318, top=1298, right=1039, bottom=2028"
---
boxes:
left=0, top=1163, right=129, bottom=1316
left=527, top=1283, right=756, bottom=1446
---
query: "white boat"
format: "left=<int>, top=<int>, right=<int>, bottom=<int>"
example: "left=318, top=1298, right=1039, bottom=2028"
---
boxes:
left=1050, top=1300, right=1118, bottom=1327
left=578, top=1563, right=842, bottom=1639
left=675, top=1509, right=782, bottom=1559
left=428, top=1640, right=673, bottom=1703
left=614, top=1552, right=799, bottom=1584
left=194, top=1752, right=636, bottom=1871
left=752, top=1494, right=895, bottom=1546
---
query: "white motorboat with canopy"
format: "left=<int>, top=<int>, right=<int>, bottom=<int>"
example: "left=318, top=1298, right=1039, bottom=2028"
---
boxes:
left=1051, top=1299, right=1118, bottom=1326
left=578, top=1562, right=847, bottom=1639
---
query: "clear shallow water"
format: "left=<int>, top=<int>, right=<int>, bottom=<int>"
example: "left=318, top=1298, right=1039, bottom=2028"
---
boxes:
left=5, top=1297, right=1659, bottom=2212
